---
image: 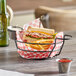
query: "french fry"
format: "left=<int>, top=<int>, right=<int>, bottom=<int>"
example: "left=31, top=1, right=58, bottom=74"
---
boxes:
left=38, top=45, right=45, bottom=50
left=30, top=44, right=41, bottom=50
left=25, top=39, right=54, bottom=50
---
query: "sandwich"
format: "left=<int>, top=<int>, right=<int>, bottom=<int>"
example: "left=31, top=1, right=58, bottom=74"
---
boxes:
left=22, top=26, right=56, bottom=50
left=23, top=26, right=55, bottom=42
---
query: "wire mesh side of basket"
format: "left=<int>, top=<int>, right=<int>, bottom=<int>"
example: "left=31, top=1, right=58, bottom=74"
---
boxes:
left=15, top=39, right=65, bottom=58
left=15, top=34, right=72, bottom=58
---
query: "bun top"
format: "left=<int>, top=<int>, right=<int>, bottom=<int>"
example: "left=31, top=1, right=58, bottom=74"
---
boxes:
left=27, top=26, right=55, bottom=35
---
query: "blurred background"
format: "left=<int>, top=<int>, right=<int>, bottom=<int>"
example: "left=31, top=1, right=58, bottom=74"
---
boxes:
left=7, top=0, right=76, bottom=26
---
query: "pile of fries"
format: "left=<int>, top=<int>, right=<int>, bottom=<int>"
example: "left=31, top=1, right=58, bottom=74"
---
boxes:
left=26, top=39, right=54, bottom=50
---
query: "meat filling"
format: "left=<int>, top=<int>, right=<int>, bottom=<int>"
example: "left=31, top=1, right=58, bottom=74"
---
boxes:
left=25, top=32, right=53, bottom=39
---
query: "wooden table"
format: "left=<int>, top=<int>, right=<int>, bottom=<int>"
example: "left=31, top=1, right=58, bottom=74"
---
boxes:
left=0, top=31, right=76, bottom=76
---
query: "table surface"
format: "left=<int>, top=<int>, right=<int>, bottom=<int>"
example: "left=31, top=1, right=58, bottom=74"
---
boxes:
left=0, top=31, right=76, bottom=76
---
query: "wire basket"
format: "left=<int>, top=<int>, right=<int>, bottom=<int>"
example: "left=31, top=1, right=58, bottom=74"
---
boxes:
left=12, top=18, right=72, bottom=59
left=15, top=34, right=72, bottom=59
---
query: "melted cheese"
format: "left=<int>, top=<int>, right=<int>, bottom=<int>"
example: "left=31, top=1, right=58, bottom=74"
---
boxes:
left=31, top=31, right=52, bottom=35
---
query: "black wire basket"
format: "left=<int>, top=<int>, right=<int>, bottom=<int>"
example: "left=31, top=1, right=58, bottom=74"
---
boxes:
left=15, top=34, right=72, bottom=59
left=8, top=18, right=72, bottom=59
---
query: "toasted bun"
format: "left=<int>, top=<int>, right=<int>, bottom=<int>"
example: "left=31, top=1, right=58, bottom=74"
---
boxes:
left=27, top=26, right=55, bottom=35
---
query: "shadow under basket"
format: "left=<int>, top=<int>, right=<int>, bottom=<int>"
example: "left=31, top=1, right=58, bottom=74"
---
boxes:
left=15, top=35, right=72, bottom=59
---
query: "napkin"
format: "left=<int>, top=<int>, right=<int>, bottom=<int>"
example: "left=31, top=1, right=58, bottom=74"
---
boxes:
left=0, top=69, right=34, bottom=76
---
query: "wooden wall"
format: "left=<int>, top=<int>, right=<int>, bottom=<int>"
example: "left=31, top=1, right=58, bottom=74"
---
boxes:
left=7, top=0, right=76, bottom=12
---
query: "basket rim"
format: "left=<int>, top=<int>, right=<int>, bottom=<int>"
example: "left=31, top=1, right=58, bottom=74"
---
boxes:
left=15, top=37, right=63, bottom=45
